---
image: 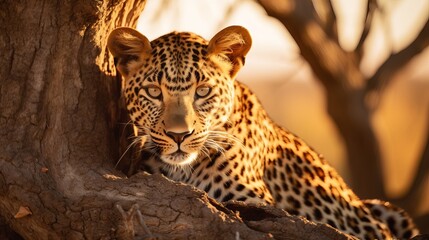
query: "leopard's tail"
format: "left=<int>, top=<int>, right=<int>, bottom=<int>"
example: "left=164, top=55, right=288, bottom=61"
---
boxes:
left=363, top=199, right=420, bottom=239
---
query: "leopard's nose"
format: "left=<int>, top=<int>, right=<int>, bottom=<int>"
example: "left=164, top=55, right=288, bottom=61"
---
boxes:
left=165, top=130, right=194, bottom=144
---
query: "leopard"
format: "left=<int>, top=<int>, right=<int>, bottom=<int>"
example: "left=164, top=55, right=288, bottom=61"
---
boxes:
left=107, top=25, right=420, bottom=239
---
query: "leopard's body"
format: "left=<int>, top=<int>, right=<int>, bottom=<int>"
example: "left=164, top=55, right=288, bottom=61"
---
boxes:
left=108, top=26, right=419, bottom=239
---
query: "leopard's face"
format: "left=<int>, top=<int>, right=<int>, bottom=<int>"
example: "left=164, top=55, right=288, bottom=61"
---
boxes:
left=124, top=34, right=235, bottom=165
left=108, top=27, right=251, bottom=166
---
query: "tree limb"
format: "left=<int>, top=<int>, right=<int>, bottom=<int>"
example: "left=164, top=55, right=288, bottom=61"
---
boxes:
left=225, top=202, right=357, bottom=240
left=355, top=0, right=378, bottom=61
left=313, top=0, right=338, bottom=42
left=366, top=19, right=429, bottom=96
left=258, top=0, right=364, bottom=89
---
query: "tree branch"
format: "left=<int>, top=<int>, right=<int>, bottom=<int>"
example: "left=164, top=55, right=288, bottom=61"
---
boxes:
left=225, top=202, right=357, bottom=240
left=0, top=157, right=272, bottom=239
left=258, top=0, right=363, bottom=89
left=313, top=0, right=338, bottom=42
left=366, top=19, right=429, bottom=96
left=355, top=0, right=378, bottom=61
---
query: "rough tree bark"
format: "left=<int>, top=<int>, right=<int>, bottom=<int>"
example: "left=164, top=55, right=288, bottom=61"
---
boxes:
left=258, top=0, right=429, bottom=200
left=0, top=0, right=357, bottom=239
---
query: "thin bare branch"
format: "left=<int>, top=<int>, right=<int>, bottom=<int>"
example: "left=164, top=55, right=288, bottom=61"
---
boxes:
left=313, top=0, right=338, bottom=42
left=258, top=0, right=363, bottom=89
left=355, top=0, right=378, bottom=61
left=366, top=19, right=429, bottom=96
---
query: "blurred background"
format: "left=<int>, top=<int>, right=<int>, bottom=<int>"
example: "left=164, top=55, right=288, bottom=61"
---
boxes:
left=137, top=0, right=429, bottom=229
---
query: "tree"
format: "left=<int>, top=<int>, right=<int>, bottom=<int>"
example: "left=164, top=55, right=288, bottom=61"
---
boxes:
left=0, top=0, right=360, bottom=239
left=257, top=0, right=429, bottom=229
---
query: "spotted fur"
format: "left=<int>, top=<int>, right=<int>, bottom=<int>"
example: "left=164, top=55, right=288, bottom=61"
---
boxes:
left=107, top=26, right=419, bottom=239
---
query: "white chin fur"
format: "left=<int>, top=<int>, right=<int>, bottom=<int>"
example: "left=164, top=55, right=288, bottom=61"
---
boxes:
left=161, top=152, right=198, bottom=166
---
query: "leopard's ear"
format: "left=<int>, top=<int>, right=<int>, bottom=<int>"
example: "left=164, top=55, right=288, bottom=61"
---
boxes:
left=107, top=27, right=151, bottom=77
left=208, top=26, right=252, bottom=78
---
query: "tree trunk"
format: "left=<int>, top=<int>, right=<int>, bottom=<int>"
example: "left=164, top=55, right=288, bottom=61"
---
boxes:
left=0, top=0, right=356, bottom=239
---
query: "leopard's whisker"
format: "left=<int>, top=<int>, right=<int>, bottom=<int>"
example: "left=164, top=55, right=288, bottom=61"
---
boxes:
left=115, top=134, right=148, bottom=168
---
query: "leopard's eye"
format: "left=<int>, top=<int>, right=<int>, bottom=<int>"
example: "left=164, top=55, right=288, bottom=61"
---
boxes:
left=196, top=86, right=211, bottom=98
left=145, top=86, right=162, bottom=99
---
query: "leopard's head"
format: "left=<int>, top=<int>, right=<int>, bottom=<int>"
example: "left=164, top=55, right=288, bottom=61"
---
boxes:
left=107, top=26, right=251, bottom=166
